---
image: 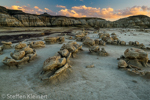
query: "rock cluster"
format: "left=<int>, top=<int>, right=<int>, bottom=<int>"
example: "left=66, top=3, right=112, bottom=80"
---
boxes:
left=60, top=41, right=83, bottom=58
left=3, top=43, right=37, bottom=68
left=118, top=48, right=150, bottom=75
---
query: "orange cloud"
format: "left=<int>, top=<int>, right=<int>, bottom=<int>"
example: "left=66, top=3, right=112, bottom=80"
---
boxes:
left=56, top=5, right=66, bottom=9
left=5, top=5, right=150, bottom=21
left=6, top=5, right=56, bottom=15
left=59, top=5, right=150, bottom=21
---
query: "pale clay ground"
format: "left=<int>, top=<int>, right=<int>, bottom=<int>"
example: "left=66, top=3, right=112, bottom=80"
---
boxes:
left=0, top=27, right=150, bottom=100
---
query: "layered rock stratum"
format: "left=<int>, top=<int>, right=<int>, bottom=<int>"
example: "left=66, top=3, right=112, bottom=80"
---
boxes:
left=0, top=6, right=150, bottom=28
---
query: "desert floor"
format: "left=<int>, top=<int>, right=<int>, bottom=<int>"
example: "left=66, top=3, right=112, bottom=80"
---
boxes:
left=0, top=27, right=150, bottom=100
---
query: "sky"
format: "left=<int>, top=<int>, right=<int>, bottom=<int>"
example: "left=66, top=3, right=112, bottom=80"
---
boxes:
left=0, top=0, right=150, bottom=21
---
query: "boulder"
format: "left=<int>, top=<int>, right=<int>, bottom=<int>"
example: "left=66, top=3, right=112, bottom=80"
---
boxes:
left=120, top=41, right=126, bottom=46
left=83, top=39, right=95, bottom=47
left=98, top=48, right=108, bottom=56
left=89, top=46, right=100, bottom=53
left=98, top=48, right=109, bottom=56
left=118, top=60, right=127, bottom=68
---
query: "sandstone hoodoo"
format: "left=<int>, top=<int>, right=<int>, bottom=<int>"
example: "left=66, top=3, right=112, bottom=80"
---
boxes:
left=118, top=48, right=150, bottom=75
left=60, top=41, right=83, bottom=58
left=39, top=41, right=82, bottom=82
left=39, top=55, right=72, bottom=81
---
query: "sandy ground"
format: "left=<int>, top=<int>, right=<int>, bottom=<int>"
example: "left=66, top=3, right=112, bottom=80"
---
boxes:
left=0, top=27, right=150, bottom=100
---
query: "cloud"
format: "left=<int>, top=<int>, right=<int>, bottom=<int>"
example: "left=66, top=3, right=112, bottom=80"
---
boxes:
left=5, top=5, right=150, bottom=21
left=56, top=5, right=66, bottom=9
left=6, top=5, right=56, bottom=15
left=80, top=0, right=83, bottom=1
left=58, top=5, right=150, bottom=21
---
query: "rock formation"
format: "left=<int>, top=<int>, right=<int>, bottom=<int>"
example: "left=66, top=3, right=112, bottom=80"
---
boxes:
left=15, top=42, right=27, bottom=50
left=60, top=41, right=83, bottom=58
left=39, top=41, right=82, bottom=82
left=44, top=36, right=65, bottom=44
left=98, top=48, right=109, bottom=56
left=3, top=46, right=37, bottom=68
left=1, top=41, right=12, bottom=49
left=28, top=41, right=45, bottom=48
left=118, top=48, right=150, bottom=75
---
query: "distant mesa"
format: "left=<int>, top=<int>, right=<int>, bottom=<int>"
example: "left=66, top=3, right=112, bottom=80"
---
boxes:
left=40, top=12, right=51, bottom=17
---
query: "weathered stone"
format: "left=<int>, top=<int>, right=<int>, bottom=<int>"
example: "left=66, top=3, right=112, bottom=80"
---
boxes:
left=10, top=51, right=25, bottom=60
left=83, top=39, right=95, bottom=47
left=44, top=37, right=58, bottom=44
left=58, top=49, right=69, bottom=57
left=99, top=40, right=106, bottom=46
left=29, top=41, right=45, bottom=48
left=120, top=41, right=126, bottom=45
left=118, top=60, right=128, bottom=68
left=98, top=48, right=109, bottom=56
left=89, top=46, right=100, bottom=53
left=1, top=41, right=12, bottom=49
left=124, top=48, right=149, bottom=68
left=15, top=42, right=27, bottom=50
